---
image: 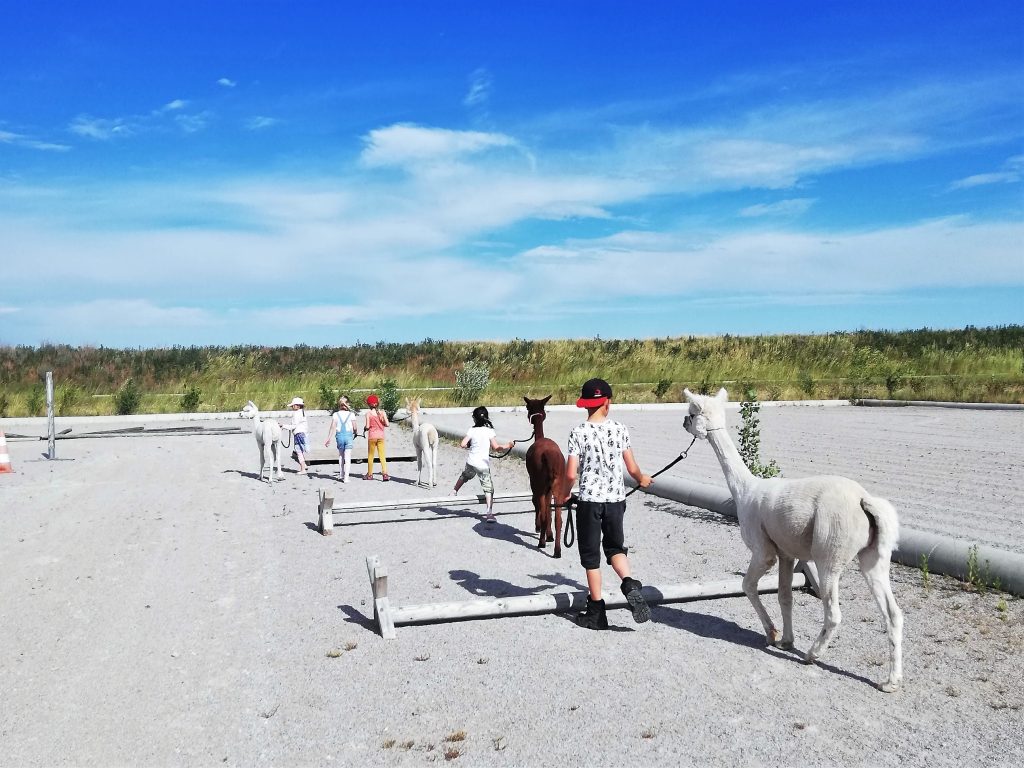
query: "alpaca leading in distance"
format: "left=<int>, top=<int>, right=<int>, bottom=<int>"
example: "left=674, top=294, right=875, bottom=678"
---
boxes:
left=406, top=397, right=439, bottom=487
left=682, top=388, right=904, bottom=692
left=524, top=395, right=566, bottom=558
left=239, top=400, right=284, bottom=483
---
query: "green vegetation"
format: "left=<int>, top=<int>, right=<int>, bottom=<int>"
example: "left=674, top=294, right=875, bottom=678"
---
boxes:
left=738, top=386, right=781, bottom=478
left=0, top=325, right=1021, bottom=416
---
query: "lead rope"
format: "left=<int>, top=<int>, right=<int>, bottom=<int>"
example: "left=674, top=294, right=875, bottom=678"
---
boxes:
left=624, top=436, right=697, bottom=498
left=490, top=426, right=536, bottom=459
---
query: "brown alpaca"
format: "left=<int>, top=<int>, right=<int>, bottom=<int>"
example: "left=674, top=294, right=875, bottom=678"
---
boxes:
left=524, top=395, right=565, bottom=558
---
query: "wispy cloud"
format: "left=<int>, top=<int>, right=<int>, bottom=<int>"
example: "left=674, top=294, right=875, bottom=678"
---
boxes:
left=69, top=99, right=208, bottom=140
left=0, top=129, right=70, bottom=152
left=949, top=155, right=1024, bottom=190
left=217, top=77, right=237, bottom=88
left=740, top=198, right=816, bottom=217
left=174, top=111, right=210, bottom=133
left=245, top=116, right=279, bottom=130
left=463, top=68, right=492, bottom=107
left=160, top=99, right=188, bottom=112
left=69, top=115, right=135, bottom=140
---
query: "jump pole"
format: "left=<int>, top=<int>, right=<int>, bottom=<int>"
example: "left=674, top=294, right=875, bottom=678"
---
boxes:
left=45, top=371, right=55, bottom=460
left=365, top=555, right=817, bottom=639
left=318, top=490, right=535, bottom=534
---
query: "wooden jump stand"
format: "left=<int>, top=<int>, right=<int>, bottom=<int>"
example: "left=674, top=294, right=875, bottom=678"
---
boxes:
left=317, top=489, right=535, bottom=534
left=365, top=554, right=821, bottom=640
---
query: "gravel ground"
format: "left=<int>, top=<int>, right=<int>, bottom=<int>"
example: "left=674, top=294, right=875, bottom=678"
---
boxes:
left=0, top=404, right=1022, bottom=767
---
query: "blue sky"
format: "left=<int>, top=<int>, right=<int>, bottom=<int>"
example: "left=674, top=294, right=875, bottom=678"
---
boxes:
left=2, top=1, right=1022, bottom=347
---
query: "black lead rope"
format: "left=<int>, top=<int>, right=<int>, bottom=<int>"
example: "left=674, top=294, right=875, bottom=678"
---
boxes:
left=624, top=437, right=697, bottom=498
left=489, top=428, right=536, bottom=459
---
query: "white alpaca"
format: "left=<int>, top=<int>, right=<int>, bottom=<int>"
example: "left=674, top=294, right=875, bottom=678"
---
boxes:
left=682, top=388, right=903, bottom=692
left=239, top=400, right=284, bottom=483
left=406, top=397, right=439, bottom=488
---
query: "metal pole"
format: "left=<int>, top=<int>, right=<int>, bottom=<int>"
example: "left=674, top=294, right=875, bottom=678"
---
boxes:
left=45, top=371, right=55, bottom=460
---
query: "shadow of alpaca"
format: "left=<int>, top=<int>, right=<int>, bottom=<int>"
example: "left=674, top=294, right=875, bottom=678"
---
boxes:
left=467, top=514, right=566, bottom=557
left=221, top=468, right=276, bottom=482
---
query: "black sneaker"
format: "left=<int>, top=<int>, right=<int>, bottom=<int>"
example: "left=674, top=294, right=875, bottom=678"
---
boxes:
left=620, top=577, right=650, bottom=624
left=574, top=597, right=609, bottom=630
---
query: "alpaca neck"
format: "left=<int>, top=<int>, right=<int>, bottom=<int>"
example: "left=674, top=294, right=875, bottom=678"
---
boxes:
left=707, top=427, right=756, bottom=498
left=532, top=417, right=546, bottom=441
left=410, top=412, right=420, bottom=431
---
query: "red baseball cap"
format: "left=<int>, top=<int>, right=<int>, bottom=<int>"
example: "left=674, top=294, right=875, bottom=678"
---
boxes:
left=367, top=394, right=379, bottom=407
left=576, top=378, right=612, bottom=408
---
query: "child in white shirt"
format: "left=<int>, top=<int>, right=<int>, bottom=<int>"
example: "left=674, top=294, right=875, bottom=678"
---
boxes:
left=454, top=406, right=513, bottom=522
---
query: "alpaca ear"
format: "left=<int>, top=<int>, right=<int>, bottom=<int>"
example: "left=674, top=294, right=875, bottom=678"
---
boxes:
left=541, top=394, right=551, bottom=405
left=246, top=400, right=256, bottom=409
left=715, top=388, right=728, bottom=403
left=683, top=388, right=696, bottom=403
left=523, top=396, right=530, bottom=406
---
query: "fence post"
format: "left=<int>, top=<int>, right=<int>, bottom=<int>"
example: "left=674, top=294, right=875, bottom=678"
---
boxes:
left=45, top=371, right=55, bottom=460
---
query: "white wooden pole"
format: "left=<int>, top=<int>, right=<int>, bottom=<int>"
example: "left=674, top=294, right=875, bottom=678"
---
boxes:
left=45, top=371, right=55, bottom=460
left=318, top=489, right=334, bottom=535
left=329, top=491, right=533, bottom=514
left=366, top=555, right=395, bottom=640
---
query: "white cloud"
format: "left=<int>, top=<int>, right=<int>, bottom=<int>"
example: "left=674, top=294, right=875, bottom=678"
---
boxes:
left=360, top=124, right=519, bottom=168
left=0, top=305, right=19, bottom=314
left=0, top=130, right=70, bottom=152
left=245, top=116, right=279, bottom=130
left=949, top=155, right=1023, bottom=190
left=463, top=68, right=492, bottom=107
left=217, top=77, right=237, bottom=88
left=740, top=198, right=816, bottom=217
left=69, top=115, right=134, bottom=140
left=162, top=99, right=188, bottom=111
left=174, top=112, right=209, bottom=133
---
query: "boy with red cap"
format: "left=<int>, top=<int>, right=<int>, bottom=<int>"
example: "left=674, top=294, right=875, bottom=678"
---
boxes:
left=563, top=378, right=653, bottom=629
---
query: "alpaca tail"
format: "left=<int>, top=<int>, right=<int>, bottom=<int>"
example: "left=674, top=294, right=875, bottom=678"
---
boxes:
left=860, top=496, right=900, bottom=556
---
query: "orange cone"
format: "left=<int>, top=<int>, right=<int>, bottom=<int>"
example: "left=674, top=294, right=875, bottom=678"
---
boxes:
left=0, top=430, right=12, bottom=473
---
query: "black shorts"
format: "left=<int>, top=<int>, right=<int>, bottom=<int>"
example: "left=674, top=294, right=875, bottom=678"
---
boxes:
left=576, top=499, right=627, bottom=570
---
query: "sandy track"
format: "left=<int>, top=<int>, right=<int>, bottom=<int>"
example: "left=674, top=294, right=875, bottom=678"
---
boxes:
left=0, top=407, right=1022, bottom=766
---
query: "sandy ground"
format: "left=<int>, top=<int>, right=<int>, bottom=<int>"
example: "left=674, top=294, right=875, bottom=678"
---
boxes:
left=0, top=404, right=1022, bottom=767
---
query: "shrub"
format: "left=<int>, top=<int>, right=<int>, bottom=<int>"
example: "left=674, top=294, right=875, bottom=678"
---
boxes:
left=738, top=386, right=781, bottom=478
left=881, top=362, right=910, bottom=398
left=0, top=393, right=8, bottom=417
left=376, top=377, right=401, bottom=418
left=180, top=384, right=201, bottom=412
left=454, top=360, right=490, bottom=404
left=317, top=377, right=338, bottom=411
left=114, top=378, right=141, bottom=415
left=27, top=387, right=44, bottom=416
left=57, top=384, right=83, bottom=415
left=797, top=371, right=815, bottom=398
left=652, top=379, right=672, bottom=400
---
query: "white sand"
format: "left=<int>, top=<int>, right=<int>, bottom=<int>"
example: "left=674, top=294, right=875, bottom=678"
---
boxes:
left=0, top=404, right=1021, bottom=766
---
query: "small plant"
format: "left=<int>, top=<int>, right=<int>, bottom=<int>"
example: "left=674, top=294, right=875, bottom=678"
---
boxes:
left=57, top=384, right=82, bottom=415
left=27, top=386, right=44, bottom=416
left=343, top=641, right=358, bottom=651
left=317, top=377, right=338, bottom=411
left=0, top=393, right=9, bottom=417
left=326, top=649, right=342, bottom=658
left=454, top=360, right=490, bottom=404
left=996, top=598, right=1008, bottom=621
left=445, top=731, right=467, bottom=743
left=179, top=383, right=201, bottom=412
left=400, top=740, right=415, bottom=751
left=376, top=377, right=401, bottom=418
left=738, top=387, right=781, bottom=478
left=641, top=728, right=656, bottom=739
left=444, top=747, right=461, bottom=761
left=652, top=378, right=672, bottom=400
left=919, top=553, right=932, bottom=593
left=881, top=362, right=910, bottom=397
left=381, top=739, right=396, bottom=749
left=797, top=371, right=815, bottom=398
left=413, top=653, right=430, bottom=662
left=114, top=378, right=142, bottom=415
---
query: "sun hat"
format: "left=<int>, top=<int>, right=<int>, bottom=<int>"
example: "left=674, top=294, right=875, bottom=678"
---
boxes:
left=576, top=378, right=612, bottom=408
left=288, top=397, right=305, bottom=408
left=367, top=394, right=380, bottom=407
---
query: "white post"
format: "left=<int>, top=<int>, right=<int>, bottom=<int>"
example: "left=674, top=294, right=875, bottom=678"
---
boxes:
left=366, top=555, right=395, bottom=639
left=318, top=489, right=334, bottom=535
left=45, top=371, right=55, bottom=460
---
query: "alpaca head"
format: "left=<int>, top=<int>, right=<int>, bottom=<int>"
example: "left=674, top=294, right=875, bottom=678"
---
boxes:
left=239, top=400, right=259, bottom=419
left=682, top=388, right=729, bottom=439
left=524, top=395, right=551, bottom=424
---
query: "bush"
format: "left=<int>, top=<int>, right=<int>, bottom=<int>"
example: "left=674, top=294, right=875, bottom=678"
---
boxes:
left=797, top=371, right=815, bottom=398
left=317, top=377, right=338, bottom=411
left=27, top=387, right=44, bottom=416
left=114, top=378, right=142, bottom=415
left=180, top=384, right=201, bottom=412
left=0, top=393, right=8, bottom=418
left=454, top=361, right=490, bottom=404
left=738, top=387, right=781, bottom=478
left=376, top=378, right=401, bottom=418
left=57, top=384, right=82, bottom=415
left=652, top=379, right=672, bottom=400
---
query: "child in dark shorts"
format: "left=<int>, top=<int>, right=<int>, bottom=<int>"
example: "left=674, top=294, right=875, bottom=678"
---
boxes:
left=563, top=378, right=653, bottom=629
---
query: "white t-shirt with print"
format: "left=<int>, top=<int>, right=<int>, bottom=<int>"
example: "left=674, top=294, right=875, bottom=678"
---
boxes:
left=567, top=420, right=632, bottom=503
left=464, top=426, right=495, bottom=470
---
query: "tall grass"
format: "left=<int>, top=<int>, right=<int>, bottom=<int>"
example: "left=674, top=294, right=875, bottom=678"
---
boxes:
left=1, top=326, right=1021, bottom=416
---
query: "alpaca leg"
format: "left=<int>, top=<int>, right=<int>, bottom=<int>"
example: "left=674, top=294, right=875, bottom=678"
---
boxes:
left=430, top=443, right=438, bottom=487
left=537, top=495, right=549, bottom=549
left=743, top=547, right=781, bottom=645
left=533, top=493, right=544, bottom=534
left=274, top=441, right=284, bottom=480
left=806, top=568, right=843, bottom=664
left=777, top=555, right=796, bottom=650
left=257, top=442, right=267, bottom=482
left=416, top=446, right=424, bottom=487
left=859, top=548, right=904, bottom=692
